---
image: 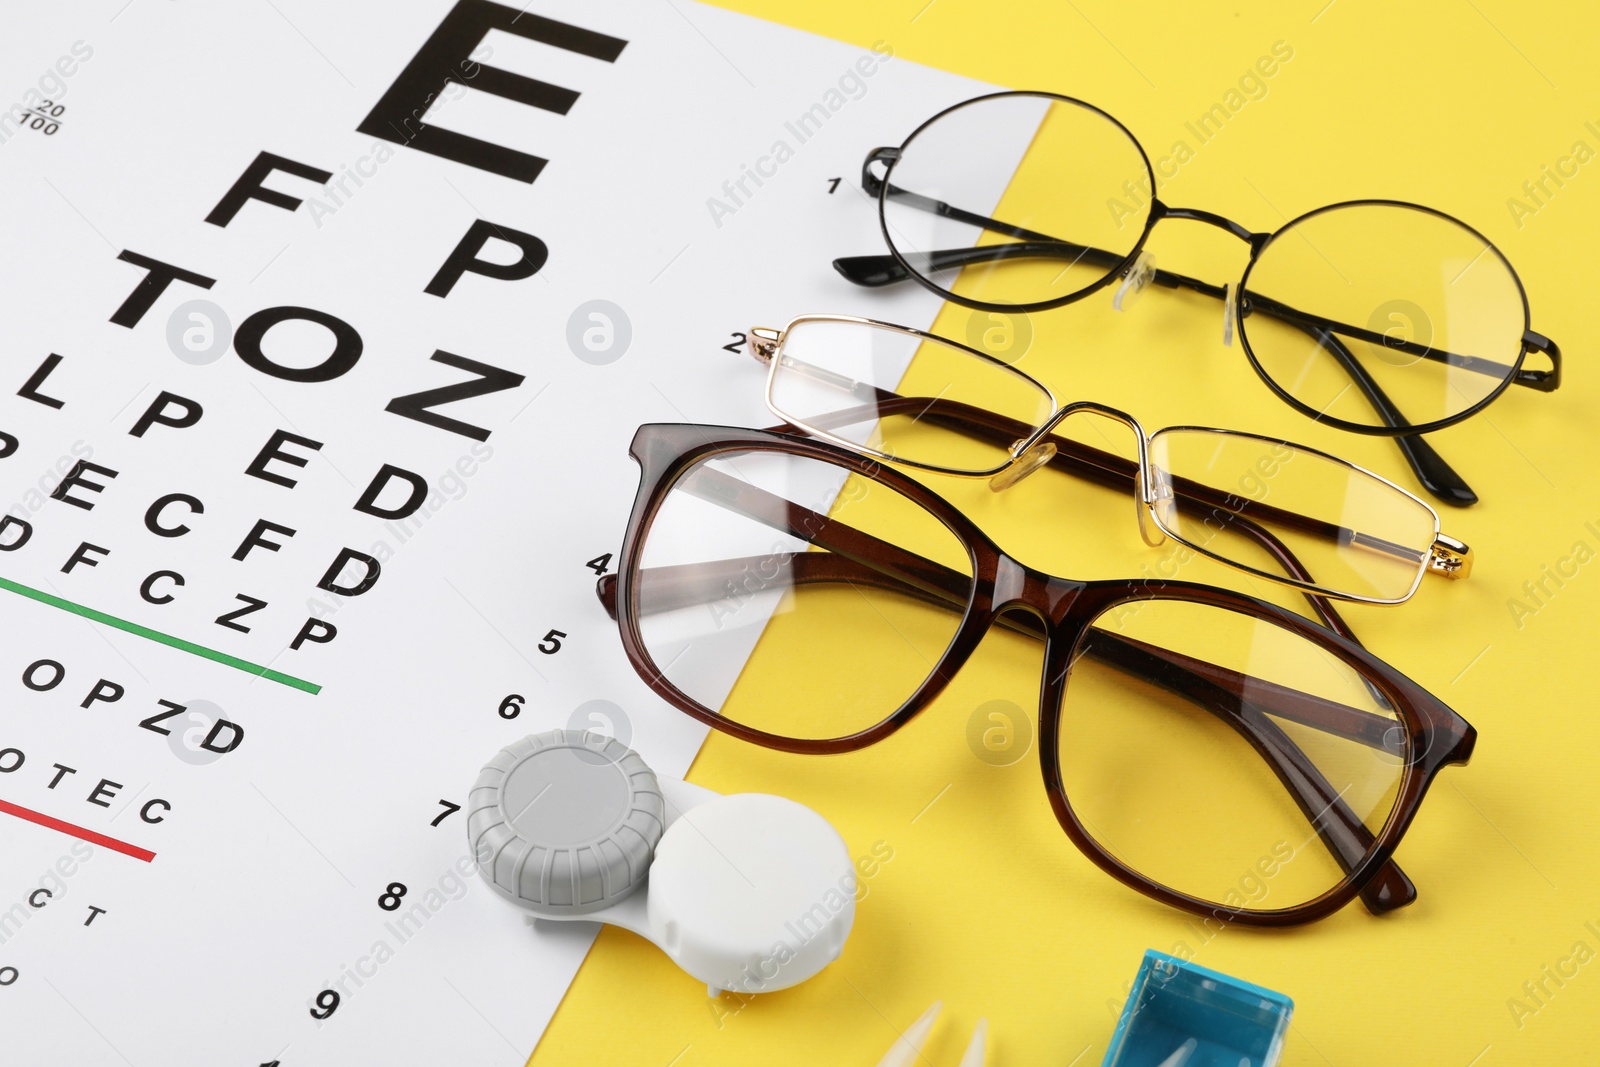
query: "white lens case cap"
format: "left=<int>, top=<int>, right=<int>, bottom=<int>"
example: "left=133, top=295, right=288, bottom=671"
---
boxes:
left=470, top=729, right=855, bottom=996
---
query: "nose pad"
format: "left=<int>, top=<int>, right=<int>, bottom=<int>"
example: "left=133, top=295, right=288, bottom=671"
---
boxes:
left=989, top=440, right=1057, bottom=492
left=1222, top=281, right=1239, bottom=346
left=1134, top=470, right=1169, bottom=547
left=1112, top=250, right=1156, bottom=312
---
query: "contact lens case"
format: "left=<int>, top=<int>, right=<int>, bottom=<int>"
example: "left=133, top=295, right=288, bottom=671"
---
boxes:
left=469, top=729, right=856, bottom=996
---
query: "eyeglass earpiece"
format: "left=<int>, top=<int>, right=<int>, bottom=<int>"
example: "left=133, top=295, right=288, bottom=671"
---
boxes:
left=470, top=729, right=856, bottom=997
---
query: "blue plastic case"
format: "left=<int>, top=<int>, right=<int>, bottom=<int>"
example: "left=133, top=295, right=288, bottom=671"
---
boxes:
left=1102, top=950, right=1293, bottom=1067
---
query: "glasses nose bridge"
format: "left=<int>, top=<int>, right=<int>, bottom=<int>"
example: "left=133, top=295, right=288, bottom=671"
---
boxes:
left=1024, top=402, right=1163, bottom=542
left=990, top=558, right=1092, bottom=731
left=1035, top=400, right=1147, bottom=454
left=1156, top=204, right=1261, bottom=247
left=991, top=555, right=1088, bottom=633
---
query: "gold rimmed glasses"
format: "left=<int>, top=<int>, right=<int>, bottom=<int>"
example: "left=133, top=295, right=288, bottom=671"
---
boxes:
left=746, top=314, right=1471, bottom=605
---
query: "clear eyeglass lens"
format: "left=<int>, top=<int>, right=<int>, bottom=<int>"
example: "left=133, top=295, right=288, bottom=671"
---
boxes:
left=1240, top=203, right=1526, bottom=429
left=1147, top=429, right=1437, bottom=602
left=1060, top=598, right=1407, bottom=911
left=769, top=318, right=1055, bottom=474
left=632, top=449, right=973, bottom=741
left=884, top=93, right=1153, bottom=307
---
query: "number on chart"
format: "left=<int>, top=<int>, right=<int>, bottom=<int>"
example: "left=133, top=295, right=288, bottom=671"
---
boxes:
left=430, top=800, right=461, bottom=827
left=309, top=989, right=340, bottom=1020
left=377, top=883, right=408, bottom=912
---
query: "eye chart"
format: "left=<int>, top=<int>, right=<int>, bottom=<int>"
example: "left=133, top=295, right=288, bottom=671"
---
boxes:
left=0, top=2, right=991, bottom=1062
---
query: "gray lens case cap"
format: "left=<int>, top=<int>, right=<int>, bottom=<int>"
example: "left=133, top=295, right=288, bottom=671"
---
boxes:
left=469, top=729, right=855, bottom=996
left=470, top=730, right=664, bottom=915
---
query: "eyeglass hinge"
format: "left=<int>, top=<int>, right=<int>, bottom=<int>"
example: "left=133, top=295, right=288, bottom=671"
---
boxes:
left=1514, top=330, right=1561, bottom=391
left=861, top=147, right=899, bottom=196
left=1426, top=534, right=1472, bottom=580
left=747, top=327, right=781, bottom=364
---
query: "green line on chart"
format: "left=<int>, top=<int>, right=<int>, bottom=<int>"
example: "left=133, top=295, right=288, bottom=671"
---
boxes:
left=0, top=576, right=321, bottom=694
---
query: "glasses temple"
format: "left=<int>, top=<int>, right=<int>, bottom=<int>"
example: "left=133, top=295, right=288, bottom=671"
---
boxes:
left=1080, top=628, right=1414, bottom=911
left=1294, top=327, right=1476, bottom=506
left=601, top=465, right=1421, bottom=913
left=777, top=387, right=1420, bottom=629
left=773, top=363, right=1353, bottom=549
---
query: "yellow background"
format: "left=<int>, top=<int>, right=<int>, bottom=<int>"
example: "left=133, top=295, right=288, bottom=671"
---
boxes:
left=532, top=2, right=1600, bottom=1063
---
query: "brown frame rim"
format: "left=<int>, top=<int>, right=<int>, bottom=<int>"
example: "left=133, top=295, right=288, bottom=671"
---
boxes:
left=606, top=422, right=1476, bottom=926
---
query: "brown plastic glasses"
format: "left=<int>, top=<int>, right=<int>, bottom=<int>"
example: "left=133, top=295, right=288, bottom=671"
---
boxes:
left=596, top=423, right=1476, bottom=925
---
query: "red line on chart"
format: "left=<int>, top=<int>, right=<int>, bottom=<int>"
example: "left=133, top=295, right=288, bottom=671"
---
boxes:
left=0, top=798, right=155, bottom=862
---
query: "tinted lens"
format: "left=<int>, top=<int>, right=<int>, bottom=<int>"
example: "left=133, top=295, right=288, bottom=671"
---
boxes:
left=883, top=92, right=1153, bottom=307
left=1240, top=203, right=1527, bottom=430
left=631, top=448, right=973, bottom=741
left=1148, top=429, right=1438, bottom=602
left=769, top=318, right=1056, bottom=474
left=1060, top=599, right=1407, bottom=912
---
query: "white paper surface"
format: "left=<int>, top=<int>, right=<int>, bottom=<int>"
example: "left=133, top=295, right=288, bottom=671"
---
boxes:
left=0, top=2, right=997, bottom=1063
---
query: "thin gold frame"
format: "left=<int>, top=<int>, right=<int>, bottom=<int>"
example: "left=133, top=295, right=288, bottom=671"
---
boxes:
left=747, top=313, right=1471, bottom=606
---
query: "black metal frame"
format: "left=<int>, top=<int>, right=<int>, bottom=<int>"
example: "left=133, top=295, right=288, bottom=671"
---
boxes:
left=832, top=90, right=1563, bottom=507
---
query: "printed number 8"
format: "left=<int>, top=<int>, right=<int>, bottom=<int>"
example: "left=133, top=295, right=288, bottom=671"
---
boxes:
left=378, top=882, right=408, bottom=911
